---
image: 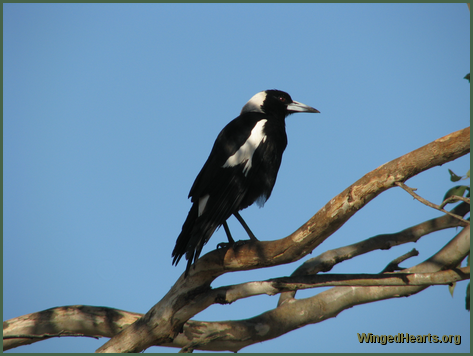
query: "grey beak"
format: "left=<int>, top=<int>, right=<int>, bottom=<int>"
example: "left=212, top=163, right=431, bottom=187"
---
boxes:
left=287, top=100, right=320, bottom=114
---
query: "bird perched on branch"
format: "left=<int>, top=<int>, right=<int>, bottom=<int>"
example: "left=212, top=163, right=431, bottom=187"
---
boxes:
left=172, top=89, right=320, bottom=276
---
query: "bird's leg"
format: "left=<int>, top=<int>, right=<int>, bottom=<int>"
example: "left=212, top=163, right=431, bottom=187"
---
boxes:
left=222, top=221, right=235, bottom=244
left=216, top=215, right=258, bottom=250
left=234, top=212, right=258, bottom=241
left=217, top=221, right=235, bottom=249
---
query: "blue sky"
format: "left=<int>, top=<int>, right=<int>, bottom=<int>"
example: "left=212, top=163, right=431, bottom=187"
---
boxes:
left=3, top=3, right=470, bottom=353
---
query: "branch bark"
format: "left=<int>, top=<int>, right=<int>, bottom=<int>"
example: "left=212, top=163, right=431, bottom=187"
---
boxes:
left=196, top=267, right=470, bottom=302
left=3, top=306, right=142, bottom=351
left=381, top=248, right=420, bottom=273
left=3, top=267, right=469, bottom=351
left=163, top=226, right=470, bottom=352
left=4, top=228, right=469, bottom=352
left=277, top=201, right=470, bottom=305
left=3, top=127, right=470, bottom=352
left=95, top=126, right=470, bottom=352
left=395, top=181, right=470, bottom=224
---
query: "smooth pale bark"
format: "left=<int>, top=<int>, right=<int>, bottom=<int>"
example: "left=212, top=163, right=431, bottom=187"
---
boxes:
left=3, top=127, right=470, bottom=352
left=96, top=127, right=469, bottom=353
left=4, top=229, right=469, bottom=352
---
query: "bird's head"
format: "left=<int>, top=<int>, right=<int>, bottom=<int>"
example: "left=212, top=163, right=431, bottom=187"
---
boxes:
left=241, top=89, right=320, bottom=117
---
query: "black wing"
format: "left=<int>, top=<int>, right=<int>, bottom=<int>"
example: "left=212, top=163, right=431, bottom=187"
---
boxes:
left=172, top=114, right=266, bottom=270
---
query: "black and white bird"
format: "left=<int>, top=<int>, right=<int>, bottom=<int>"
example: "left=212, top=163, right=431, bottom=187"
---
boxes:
left=172, top=89, right=319, bottom=275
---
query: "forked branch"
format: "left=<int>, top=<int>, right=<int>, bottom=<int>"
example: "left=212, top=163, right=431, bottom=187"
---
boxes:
left=395, top=182, right=470, bottom=224
left=4, top=228, right=469, bottom=352
left=2, top=127, right=470, bottom=353
left=96, top=127, right=471, bottom=352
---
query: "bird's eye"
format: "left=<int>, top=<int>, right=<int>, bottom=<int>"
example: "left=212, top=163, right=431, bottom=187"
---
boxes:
left=279, top=97, right=286, bottom=103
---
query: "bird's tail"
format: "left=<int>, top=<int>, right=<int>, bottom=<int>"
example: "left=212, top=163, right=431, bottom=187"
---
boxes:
left=172, top=203, right=198, bottom=267
left=172, top=203, right=219, bottom=276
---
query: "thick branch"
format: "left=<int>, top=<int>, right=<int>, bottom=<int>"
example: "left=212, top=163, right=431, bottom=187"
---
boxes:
left=4, top=129, right=469, bottom=353
left=3, top=267, right=469, bottom=351
left=3, top=306, right=142, bottom=351
left=278, top=201, right=469, bottom=305
left=211, top=127, right=471, bottom=275
left=14, top=224, right=464, bottom=352
left=95, top=127, right=470, bottom=353
left=163, top=226, right=470, bottom=352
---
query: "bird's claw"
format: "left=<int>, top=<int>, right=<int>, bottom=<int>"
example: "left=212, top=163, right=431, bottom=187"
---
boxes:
left=217, top=239, right=252, bottom=250
left=217, top=242, right=231, bottom=250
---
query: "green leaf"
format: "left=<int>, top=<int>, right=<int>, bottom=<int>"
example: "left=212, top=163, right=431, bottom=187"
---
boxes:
left=449, top=282, right=456, bottom=297
left=465, top=73, right=470, bottom=83
left=448, top=169, right=462, bottom=182
left=466, top=169, right=470, bottom=179
left=442, top=185, right=469, bottom=203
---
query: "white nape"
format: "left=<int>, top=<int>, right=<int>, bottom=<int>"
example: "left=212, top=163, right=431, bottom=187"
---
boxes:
left=240, top=91, right=267, bottom=114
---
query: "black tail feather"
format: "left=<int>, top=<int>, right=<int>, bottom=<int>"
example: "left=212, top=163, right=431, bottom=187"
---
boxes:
left=172, top=203, right=220, bottom=276
left=172, top=203, right=198, bottom=266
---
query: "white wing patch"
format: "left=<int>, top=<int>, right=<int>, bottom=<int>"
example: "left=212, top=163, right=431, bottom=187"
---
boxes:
left=222, top=119, right=267, bottom=176
left=198, top=194, right=209, bottom=216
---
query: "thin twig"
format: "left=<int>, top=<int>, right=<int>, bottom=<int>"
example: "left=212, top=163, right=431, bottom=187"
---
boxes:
left=381, top=248, right=419, bottom=273
left=395, top=182, right=470, bottom=225
left=439, top=195, right=470, bottom=209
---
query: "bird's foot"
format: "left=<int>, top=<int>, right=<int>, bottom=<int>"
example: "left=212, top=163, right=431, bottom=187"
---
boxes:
left=217, top=239, right=253, bottom=250
left=217, top=242, right=232, bottom=250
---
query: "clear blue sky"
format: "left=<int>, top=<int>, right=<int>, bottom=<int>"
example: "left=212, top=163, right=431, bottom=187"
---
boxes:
left=3, top=3, right=470, bottom=353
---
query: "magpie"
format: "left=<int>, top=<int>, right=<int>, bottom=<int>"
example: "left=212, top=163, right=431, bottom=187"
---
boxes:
left=172, top=89, right=320, bottom=276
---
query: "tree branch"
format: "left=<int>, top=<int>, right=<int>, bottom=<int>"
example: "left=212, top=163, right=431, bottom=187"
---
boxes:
left=94, top=127, right=469, bottom=353
left=395, top=182, right=470, bottom=224
left=213, top=267, right=470, bottom=301
left=162, top=226, right=470, bottom=352
left=277, top=201, right=469, bottom=305
left=439, top=195, right=470, bottom=209
left=9, top=224, right=466, bottom=352
left=3, top=128, right=469, bottom=353
left=381, top=248, right=419, bottom=273
left=3, top=266, right=469, bottom=351
left=2, top=306, right=142, bottom=351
